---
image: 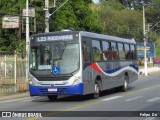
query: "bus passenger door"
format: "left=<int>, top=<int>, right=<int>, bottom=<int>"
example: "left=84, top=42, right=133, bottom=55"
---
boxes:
left=82, top=38, right=93, bottom=95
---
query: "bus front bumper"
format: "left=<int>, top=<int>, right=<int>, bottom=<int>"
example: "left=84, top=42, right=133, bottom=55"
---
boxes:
left=29, top=83, right=83, bottom=96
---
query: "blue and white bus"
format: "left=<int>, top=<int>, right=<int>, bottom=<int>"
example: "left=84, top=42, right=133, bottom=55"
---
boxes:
left=29, top=30, right=138, bottom=100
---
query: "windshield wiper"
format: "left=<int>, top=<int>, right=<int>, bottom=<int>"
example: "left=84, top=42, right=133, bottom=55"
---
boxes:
left=59, top=42, right=67, bottom=60
left=52, top=42, right=66, bottom=60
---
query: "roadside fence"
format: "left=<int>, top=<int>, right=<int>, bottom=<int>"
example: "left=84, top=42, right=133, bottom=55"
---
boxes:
left=0, top=51, right=28, bottom=95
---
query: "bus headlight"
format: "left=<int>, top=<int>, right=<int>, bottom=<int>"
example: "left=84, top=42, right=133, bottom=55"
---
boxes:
left=29, top=80, right=34, bottom=85
left=72, top=77, right=80, bottom=86
left=28, top=74, right=37, bottom=86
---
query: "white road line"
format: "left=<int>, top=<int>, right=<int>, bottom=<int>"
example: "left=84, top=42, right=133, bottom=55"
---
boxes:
left=0, top=97, right=30, bottom=103
left=145, top=117, right=155, bottom=120
left=146, top=97, right=160, bottom=102
left=101, top=96, right=122, bottom=101
left=20, top=97, right=47, bottom=102
left=0, top=96, right=43, bottom=103
left=125, top=96, right=143, bottom=102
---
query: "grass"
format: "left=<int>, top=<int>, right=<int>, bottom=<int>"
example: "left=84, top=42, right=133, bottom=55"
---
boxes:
left=139, top=64, right=154, bottom=69
left=155, top=48, right=160, bottom=58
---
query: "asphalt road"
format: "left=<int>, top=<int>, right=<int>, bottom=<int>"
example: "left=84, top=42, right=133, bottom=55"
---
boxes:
left=0, top=74, right=160, bottom=120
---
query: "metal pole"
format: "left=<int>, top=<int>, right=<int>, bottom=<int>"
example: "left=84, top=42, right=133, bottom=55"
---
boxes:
left=26, top=0, right=29, bottom=83
left=143, top=5, right=148, bottom=76
left=4, top=55, right=6, bottom=78
left=26, top=0, right=29, bottom=53
left=54, top=0, right=56, bottom=7
left=45, top=0, right=49, bottom=33
left=14, top=51, right=17, bottom=86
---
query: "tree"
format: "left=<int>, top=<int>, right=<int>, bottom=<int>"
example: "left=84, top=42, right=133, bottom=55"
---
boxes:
left=91, top=0, right=143, bottom=41
left=0, top=0, right=103, bottom=51
left=51, top=0, right=103, bottom=33
left=0, top=0, right=25, bottom=51
left=118, top=0, right=152, bottom=9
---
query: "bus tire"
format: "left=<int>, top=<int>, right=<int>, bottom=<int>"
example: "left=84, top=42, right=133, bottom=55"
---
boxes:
left=121, top=75, right=128, bottom=92
left=91, top=81, right=100, bottom=99
left=47, top=95, right=58, bottom=101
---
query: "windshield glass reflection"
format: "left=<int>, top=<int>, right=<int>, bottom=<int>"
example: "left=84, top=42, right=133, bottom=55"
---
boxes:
left=29, top=43, right=79, bottom=76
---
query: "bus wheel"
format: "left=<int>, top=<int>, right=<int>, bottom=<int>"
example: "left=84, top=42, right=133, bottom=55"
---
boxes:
left=121, top=75, right=128, bottom=92
left=47, top=95, right=58, bottom=101
left=92, top=81, right=100, bottom=99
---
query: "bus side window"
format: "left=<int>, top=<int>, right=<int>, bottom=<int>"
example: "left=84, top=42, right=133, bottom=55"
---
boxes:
left=102, top=41, right=109, bottom=60
left=131, top=45, right=136, bottom=59
left=125, top=44, right=131, bottom=59
left=82, top=41, right=91, bottom=62
left=118, top=43, right=125, bottom=60
left=111, top=42, right=118, bottom=60
left=92, top=40, right=101, bottom=61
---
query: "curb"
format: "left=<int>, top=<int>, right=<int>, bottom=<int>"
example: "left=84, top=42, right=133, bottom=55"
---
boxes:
left=0, top=91, right=30, bottom=101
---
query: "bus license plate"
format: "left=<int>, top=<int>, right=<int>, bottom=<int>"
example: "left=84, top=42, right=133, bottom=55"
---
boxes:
left=48, top=88, right=57, bottom=92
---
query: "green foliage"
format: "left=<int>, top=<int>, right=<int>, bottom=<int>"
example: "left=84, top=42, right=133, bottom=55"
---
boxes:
left=51, top=0, right=103, bottom=33
left=0, top=0, right=26, bottom=52
left=91, top=1, right=143, bottom=41
left=156, top=47, right=160, bottom=58
left=99, top=0, right=125, bottom=10
left=0, top=0, right=160, bottom=52
left=0, top=0, right=103, bottom=52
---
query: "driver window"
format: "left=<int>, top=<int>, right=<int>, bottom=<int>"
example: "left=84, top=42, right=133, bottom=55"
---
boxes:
left=44, top=46, right=51, bottom=65
left=39, top=45, right=51, bottom=65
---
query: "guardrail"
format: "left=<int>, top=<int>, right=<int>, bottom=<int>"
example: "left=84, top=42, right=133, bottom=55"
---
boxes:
left=0, top=51, right=28, bottom=95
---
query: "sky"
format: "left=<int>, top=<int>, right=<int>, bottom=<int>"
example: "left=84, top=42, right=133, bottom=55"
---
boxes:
left=92, top=0, right=99, bottom=3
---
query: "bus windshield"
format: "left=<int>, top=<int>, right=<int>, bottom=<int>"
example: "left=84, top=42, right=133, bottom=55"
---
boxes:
left=29, top=43, right=79, bottom=76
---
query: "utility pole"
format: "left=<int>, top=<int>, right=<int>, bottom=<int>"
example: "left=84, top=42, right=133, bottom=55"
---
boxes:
left=19, top=8, right=22, bottom=41
left=45, top=0, right=49, bottom=33
left=143, top=5, right=148, bottom=76
left=26, top=0, right=29, bottom=53
left=44, top=0, right=69, bottom=33
left=26, top=0, right=29, bottom=82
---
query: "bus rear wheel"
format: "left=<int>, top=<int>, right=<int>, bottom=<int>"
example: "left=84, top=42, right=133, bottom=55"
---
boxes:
left=47, top=95, right=58, bottom=101
left=91, top=81, right=100, bottom=99
left=121, top=75, right=128, bottom=92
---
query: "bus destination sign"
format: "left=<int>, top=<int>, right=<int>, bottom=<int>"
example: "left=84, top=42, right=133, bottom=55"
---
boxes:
left=36, top=35, right=73, bottom=42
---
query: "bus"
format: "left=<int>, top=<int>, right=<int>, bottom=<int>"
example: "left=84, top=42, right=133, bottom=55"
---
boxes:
left=29, top=30, right=138, bottom=100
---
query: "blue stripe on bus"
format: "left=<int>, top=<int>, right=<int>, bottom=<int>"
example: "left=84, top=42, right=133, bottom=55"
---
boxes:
left=104, top=64, right=138, bottom=74
left=29, top=83, right=84, bottom=96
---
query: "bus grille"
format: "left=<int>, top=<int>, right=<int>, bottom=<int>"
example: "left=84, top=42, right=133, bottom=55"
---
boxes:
left=39, top=88, right=68, bottom=95
left=37, top=76, right=70, bottom=81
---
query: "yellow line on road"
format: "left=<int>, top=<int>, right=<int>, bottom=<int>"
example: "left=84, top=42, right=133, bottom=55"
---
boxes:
left=27, top=84, right=160, bottom=120
left=63, top=101, right=99, bottom=111
left=27, top=101, right=99, bottom=120
left=123, top=84, right=160, bottom=96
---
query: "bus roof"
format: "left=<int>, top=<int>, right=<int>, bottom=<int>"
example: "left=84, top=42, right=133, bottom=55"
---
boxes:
left=31, top=30, right=136, bottom=44
left=79, top=31, right=136, bottom=44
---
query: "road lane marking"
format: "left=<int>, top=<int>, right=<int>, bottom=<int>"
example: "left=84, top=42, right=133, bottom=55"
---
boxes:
left=101, top=96, right=122, bottom=101
left=0, top=97, right=32, bottom=103
left=145, top=117, right=155, bottom=120
left=0, top=96, right=43, bottom=103
left=125, top=96, right=143, bottom=102
left=27, top=101, right=100, bottom=120
left=146, top=97, right=160, bottom=102
left=63, top=101, right=99, bottom=111
left=123, top=84, right=160, bottom=96
left=10, top=84, right=160, bottom=120
left=19, top=98, right=47, bottom=102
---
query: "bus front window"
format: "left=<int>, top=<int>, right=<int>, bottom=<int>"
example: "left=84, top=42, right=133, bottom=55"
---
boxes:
left=29, top=43, right=79, bottom=76
left=58, top=44, right=79, bottom=74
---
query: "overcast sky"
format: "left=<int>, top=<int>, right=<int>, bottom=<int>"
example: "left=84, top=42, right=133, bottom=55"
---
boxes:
left=92, top=0, right=99, bottom=3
